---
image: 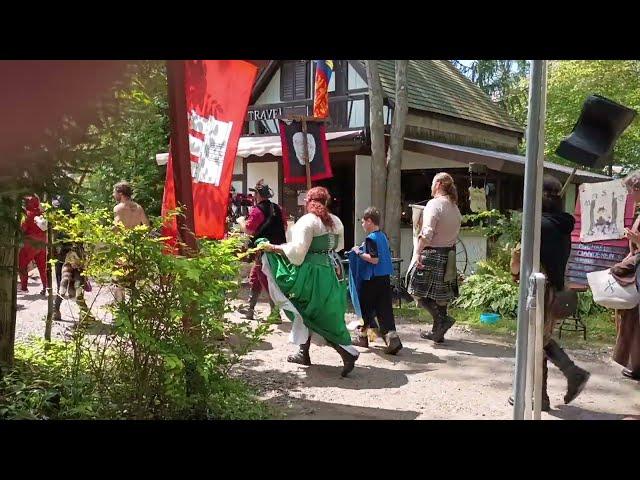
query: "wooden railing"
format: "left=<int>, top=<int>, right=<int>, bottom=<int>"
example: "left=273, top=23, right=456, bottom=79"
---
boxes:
left=244, top=93, right=371, bottom=135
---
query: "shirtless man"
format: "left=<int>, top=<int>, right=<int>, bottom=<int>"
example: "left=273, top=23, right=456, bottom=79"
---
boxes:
left=113, top=181, right=149, bottom=229
left=112, top=181, right=149, bottom=302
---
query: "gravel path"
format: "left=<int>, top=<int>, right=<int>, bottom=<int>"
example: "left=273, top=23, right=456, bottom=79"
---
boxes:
left=15, top=272, right=640, bottom=420
left=230, top=297, right=640, bottom=420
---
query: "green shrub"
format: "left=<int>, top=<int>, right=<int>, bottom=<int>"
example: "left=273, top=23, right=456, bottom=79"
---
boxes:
left=0, top=206, right=271, bottom=420
left=453, top=271, right=520, bottom=318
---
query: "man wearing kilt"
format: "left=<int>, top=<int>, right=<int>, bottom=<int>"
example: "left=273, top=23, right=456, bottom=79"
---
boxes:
left=406, top=172, right=462, bottom=343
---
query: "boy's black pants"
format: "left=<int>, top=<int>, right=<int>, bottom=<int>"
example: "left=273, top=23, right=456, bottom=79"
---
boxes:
left=360, top=274, right=396, bottom=333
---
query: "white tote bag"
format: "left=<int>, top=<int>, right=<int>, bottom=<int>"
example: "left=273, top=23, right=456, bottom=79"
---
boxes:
left=587, top=268, right=640, bottom=310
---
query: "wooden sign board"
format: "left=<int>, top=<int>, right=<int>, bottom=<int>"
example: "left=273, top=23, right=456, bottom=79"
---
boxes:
left=566, top=188, right=634, bottom=289
left=566, top=242, right=628, bottom=288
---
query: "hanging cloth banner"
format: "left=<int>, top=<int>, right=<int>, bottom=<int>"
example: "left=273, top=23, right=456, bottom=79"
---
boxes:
left=279, top=119, right=333, bottom=184
left=162, top=60, right=258, bottom=241
left=578, top=179, right=628, bottom=243
left=407, top=204, right=425, bottom=273
left=468, top=186, right=487, bottom=213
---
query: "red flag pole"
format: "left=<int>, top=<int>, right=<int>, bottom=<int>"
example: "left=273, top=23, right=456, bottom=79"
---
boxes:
left=166, top=60, right=198, bottom=255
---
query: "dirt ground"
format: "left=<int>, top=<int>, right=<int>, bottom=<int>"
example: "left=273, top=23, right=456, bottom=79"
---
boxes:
left=14, top=273, right=640, bottom=420
left=230, top=297, right=640, bottom=420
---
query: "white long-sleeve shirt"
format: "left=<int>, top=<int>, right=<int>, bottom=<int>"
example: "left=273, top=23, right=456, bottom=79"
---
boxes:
left=420, top=196, right=462, bottom=247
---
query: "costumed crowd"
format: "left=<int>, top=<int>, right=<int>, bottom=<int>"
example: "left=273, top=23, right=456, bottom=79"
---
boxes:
left=236, top=170, right=640, bottom=412
left=17, top=170, right=640, bottom=410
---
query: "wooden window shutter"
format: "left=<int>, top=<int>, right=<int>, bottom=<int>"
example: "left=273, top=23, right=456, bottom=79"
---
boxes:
left=280, top=61, right=308, bottom=101
left=280, top=62, right=294, bottom=101
left=293, top=61, right=307, bottom=100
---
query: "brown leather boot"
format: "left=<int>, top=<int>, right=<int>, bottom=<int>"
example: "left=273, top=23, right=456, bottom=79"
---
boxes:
left=287, top=336, right=311, bottom=366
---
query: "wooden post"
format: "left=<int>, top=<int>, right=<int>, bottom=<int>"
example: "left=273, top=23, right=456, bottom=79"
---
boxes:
left=301, top=118, right=312, bottom=190
left=559, top=167, right=577, bottom=198
left=166, top=60, right=198, bottom=256
left=44, top=195, right=54, bottom=342
left=166, top=60, right=203, bottom=398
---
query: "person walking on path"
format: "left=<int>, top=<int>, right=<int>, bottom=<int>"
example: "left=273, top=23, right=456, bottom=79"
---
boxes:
left=18, top=195, right=48, bottom=295
left=238, top=180, right=287, bottom=323
left=610, top=170, right=640, bottom=381
left=113, top=181, right=149, bottom=230
left=509, top=175, right=590, bottom=410
left=406, top=172, right=462, bottom=344
left=350, top=207, right=403, bottom=355
left=260, top=186, right=358, bottom=377
left=112, top=181, right=149, bottom=302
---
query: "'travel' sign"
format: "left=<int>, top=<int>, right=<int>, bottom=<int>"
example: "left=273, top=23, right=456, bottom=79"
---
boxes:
left=247, top=108, right=283, bottom=121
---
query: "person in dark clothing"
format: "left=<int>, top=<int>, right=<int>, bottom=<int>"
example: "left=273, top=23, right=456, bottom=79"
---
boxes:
left=510, top=175, right=590, bottom=411
left=50, top=197, right=94, bottom=325
left=351, top=207, right=403, bottom=355
left=611, top=170, right=640, bottom=380
left=238, top=180, right=287, bottom=322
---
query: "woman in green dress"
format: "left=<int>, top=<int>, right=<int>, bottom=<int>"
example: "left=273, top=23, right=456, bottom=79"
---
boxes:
left=261, top=187, right=358, bottom=377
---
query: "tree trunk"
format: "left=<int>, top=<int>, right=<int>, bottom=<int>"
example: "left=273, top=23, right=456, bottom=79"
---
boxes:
left=366, top=60, right=387, bottom=227
left=384, top=60, right=409, bottom=256
left=0, top=200, right=19, bottom=368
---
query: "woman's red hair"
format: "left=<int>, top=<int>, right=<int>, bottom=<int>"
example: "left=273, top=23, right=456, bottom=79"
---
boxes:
left=305, top=186, right=334, bottom=229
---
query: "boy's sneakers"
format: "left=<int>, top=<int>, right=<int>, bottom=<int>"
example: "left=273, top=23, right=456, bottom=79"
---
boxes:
left=352, top=326, right=369, bottom=348
left=383, top=331, right=403, bottom=355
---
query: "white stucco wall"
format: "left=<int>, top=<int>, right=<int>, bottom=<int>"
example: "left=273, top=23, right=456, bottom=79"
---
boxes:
left=247, top=162, right=279, bottom=204
left=348, top=63, right=367, bottom=90
left=354, top=155, right=372, bottom=246
left=255, top=69, right=281, bottom=105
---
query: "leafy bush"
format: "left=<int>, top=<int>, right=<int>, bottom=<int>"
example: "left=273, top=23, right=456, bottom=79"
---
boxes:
left=1, top=206, right=271, bottom=420
left=453, top=263, right=520, bottom=318
left=462, top=209, right=522, bottom=245
left=454, top=254, right=606, bottom=320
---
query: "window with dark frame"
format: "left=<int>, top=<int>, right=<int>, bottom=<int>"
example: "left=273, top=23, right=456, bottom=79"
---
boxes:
left=280, top=60, right=309, bottom=101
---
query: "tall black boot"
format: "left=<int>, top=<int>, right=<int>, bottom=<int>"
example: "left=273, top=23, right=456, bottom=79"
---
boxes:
left=238, top=288, right=260, bottom=320
left=544, top=339, right=590, bottom=404
left=507, top=358, right=551, bottom=411
left=432, top=304, right=455, bottom=343
left=287, top=336, right=312, bottom=366
left=419, top=299, right=441, bottom=340
left=328, top=341, right=358, bottom=377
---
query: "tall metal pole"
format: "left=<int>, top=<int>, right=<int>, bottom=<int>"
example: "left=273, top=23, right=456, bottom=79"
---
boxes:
left=513, top=60, right=547, bottom=420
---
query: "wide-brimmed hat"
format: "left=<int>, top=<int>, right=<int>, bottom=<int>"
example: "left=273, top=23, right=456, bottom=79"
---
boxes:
left=249, top=179, right=274, bottom=198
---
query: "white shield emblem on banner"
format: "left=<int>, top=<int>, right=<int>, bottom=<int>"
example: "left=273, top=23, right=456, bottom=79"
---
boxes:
left=188, top=110, right=233, bottom=186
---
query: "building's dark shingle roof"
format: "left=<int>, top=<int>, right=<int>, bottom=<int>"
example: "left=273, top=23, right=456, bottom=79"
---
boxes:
left=374, top=60, right=524, bottom=134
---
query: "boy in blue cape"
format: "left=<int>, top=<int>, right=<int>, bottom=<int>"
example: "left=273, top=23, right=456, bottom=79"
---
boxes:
left=349, top=207, right=402, bottom=355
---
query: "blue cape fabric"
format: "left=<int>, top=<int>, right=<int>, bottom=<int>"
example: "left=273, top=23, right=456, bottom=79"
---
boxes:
left=347, top=249, right=373, bottom=318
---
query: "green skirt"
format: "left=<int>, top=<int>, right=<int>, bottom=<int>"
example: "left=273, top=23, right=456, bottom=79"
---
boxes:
left=262, top=251, right=352, bottom=347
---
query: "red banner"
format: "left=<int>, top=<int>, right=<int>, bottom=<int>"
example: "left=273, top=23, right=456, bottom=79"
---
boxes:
left=162, top=60, right=257, bottom=241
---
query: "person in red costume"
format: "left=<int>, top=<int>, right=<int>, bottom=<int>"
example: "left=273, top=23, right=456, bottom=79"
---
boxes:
left=18, top=195, right=48, bottom=295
